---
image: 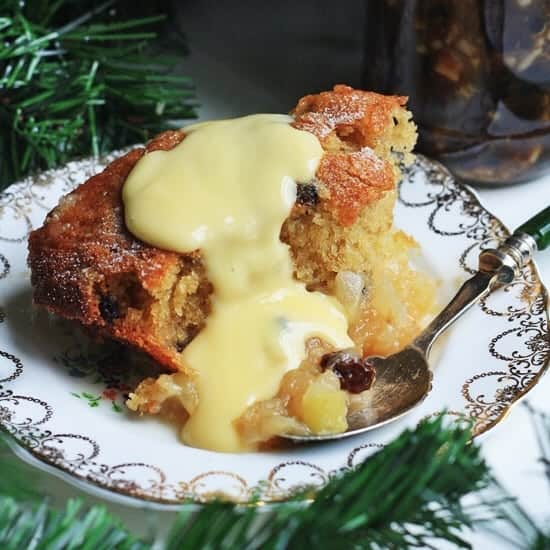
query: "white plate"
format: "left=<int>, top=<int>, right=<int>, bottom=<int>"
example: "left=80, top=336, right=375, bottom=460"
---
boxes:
left=0, top=154, right=548, bottom=507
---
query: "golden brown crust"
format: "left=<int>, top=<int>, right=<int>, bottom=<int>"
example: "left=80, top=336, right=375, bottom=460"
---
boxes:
left=146, top=130, right=187, bottom=152
left=292, top=84, right=408, bottom=148
left=29, top=147, right=161, bottom=318
left=28, top=130, right=210, bottom=373
left=28, top=87, right=417, bottom=376
left=316, top=150, right=394, bottom=227
left=292, top=84, right=410, bottom=226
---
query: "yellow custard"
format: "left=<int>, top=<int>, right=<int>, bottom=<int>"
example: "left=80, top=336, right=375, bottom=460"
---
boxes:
left=123, top=114, right=352, bottom=452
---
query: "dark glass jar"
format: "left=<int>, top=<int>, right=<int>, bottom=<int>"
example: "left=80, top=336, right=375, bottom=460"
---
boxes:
left=363, top=0, right=550, bottom=185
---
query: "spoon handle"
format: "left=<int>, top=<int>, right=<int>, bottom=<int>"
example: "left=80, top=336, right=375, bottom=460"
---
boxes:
left=411, top=271, right=495, bottom=355
left=412, top=205, right=549, bottom=355
left=516, top=205, right=550, bottom=251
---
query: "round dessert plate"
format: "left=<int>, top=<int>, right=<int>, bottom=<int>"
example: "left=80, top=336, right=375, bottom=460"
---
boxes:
left=0, top=154, right=548, bottom=507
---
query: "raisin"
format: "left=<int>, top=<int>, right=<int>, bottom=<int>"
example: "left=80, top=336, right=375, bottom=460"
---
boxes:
left=175, top=324, right=200, bottom=352
left=99, top=295, right=120, bottom=323
left=320, top=351, right=376, bottom=394
left=296, top=183, right=319, bottom=207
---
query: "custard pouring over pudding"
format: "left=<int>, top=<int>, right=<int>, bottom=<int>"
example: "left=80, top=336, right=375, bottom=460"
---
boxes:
left=28, top=86, right=437, bottom=452
left=123, top=114, right=353, bottom=452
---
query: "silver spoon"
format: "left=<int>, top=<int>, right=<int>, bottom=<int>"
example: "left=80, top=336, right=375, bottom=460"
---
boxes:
left=285, top=205, right=550, bottom=442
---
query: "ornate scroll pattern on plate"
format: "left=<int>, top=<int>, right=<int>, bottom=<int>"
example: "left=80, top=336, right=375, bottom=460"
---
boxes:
left=0, top=151, right=332, bottom=503
left=0, top=154, right=547, bottom=504
left=400, top=156, right=550, bottom=436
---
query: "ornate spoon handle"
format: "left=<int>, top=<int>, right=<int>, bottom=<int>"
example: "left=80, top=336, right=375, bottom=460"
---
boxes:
left=412, top=205, right=549, bottom=355
left=517, top=205, right=550, bottom=251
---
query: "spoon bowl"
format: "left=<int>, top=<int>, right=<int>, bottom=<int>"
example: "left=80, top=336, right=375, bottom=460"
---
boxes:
left=285, top=347, right=432, bottom=442
left=283, top=203, right=550, bottom=442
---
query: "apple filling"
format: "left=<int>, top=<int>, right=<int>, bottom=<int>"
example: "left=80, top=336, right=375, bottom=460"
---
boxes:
left=122, top=90, right=436, bottom=452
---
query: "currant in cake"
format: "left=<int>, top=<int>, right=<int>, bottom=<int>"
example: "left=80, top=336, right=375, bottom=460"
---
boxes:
left=28, top=85, right=437, bottom=452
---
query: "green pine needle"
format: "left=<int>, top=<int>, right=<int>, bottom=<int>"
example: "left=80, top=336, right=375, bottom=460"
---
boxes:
left=166, top=416, right=490, bottom=550
left=1, top=410, right=549, bottom=548
left=0, top=0, right=196, bottom=189
left=0, top=498, right=148, bottom=550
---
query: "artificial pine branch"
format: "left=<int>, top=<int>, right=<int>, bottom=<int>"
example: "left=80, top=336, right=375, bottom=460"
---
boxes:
left=0, top=498, right=148, bottom=550
left=471, top=403, right=550, bottom=550
left=0, top=0, right=196, bottom=189
left=0, top=417, right=499, bottom=549
left=2, top=410, right=549, bottom=549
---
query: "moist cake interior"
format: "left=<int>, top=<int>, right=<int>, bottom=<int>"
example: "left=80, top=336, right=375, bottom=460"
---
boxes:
left=28, top=85, right=437, bottom=451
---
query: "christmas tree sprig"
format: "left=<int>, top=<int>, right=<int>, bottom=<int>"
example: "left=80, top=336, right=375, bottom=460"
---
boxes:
left=2, top=412, right=550, bottom=548
left=0, top=0, right=196, bottom=190
left=0, top=417, right=507, bottom=549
